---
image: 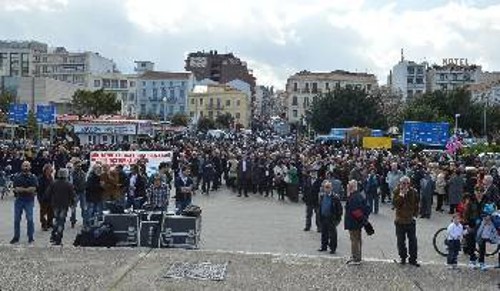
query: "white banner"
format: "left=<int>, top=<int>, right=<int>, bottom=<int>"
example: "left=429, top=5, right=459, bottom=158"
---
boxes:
left=74, top=124, right=136, bottom=135
left=90, top=151, right=173, bottom=174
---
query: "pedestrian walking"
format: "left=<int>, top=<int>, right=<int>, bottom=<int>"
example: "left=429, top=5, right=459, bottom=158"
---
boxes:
left=345, top=180, right=370, bottom=265
left=46, top=168, right=75, bottom=245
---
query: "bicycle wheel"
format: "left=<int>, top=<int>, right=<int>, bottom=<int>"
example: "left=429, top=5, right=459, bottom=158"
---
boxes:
left=477, top=243, right=500, bottom=257
left=433, top=227, right=448, bottom=257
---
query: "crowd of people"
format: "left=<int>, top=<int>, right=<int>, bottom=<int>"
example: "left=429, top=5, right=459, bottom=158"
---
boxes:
left=1, top=132, right=499, bottom=270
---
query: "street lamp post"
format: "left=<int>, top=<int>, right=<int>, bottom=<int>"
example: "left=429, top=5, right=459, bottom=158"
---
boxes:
left=454, top=113, right=460, bottom=135
left=162, top=97, right=167, bottom=122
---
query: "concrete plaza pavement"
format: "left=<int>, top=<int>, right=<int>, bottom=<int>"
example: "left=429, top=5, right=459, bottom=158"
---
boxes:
left=0, top=187, right=498, bottom=290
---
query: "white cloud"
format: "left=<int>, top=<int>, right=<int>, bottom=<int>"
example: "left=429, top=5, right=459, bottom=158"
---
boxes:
left=0, top=0, right=68, bottom=11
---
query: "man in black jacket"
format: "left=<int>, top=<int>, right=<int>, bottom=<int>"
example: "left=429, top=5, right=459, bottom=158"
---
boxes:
left=303, top=170, right=322, bottom=232
left=85, top=164, right=104, bottom=227
left=318, top=181, right=343, bottom=254
left=47, top=168, right=75, bottom=245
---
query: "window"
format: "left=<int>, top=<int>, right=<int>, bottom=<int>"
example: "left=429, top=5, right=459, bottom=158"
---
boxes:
left=293, top=82, right=298, bottom=92
left=226, top=100, right=231, bottom=107
left=191, top=98, right=195, bottom=104
left=102, top=136, right=108, bottom=142
left=161, top=88, right=167, bottom=97
left=142, top=89, right=146, bottom=97
left=94, top=80, right=101, bottom=87
left=152, top=88, right=158, bottom=99
left=292, top=110, right=298, bottom=118
left=161, top=81, right=164, bottom=86
left=440, top=74, right=445, bottom=81
left=142, top=81, right=146, bottom=86
left=200, top=98, right=203, bottom=105
left=181, top=81, right=185, bottom=86
left=312, top=82, right=318, bottom=93
left=235, top=112, right=240, bottom=119
left=169, top=81, right=173, bottom=86
left=140, top=104, right=146, bottom=114
left=208, top=111, right=213, bottom=118
left=325, top=82, right=330, bottom=90
left=152, top=104, right=158, bottom=114
left=304, top=97, right=309, bottom=107
left=152, top=81, right=156, bottom=86
left=120, top=80, right=128, bottom=88
left=190, top=111, right=195, bottom=117
left=305, top=83, right=310, bottom=93
left=292, top=96, right=298, bottom=106
left=236, top=100, right=241, bottom=106
left=407, top=78, right=414, bottom=84
left=366, top=84, right=372, bottom=91
left=170, top=89, right=175, bottom=98
left=407, top=90, right=414, bottom=97
left=416, top=78, right=423, bottom=84
left=452, top=74, right=458, bottom=81
left=130, top=81, right=136, bottom=87
left=407, top=67, right=415, bottom=75
left=129, top=93, right=135, bottom=101
left=103, top=79, right=110, bottom=88
left=169, top=106, right=174, bottom=113
left=416, top=67, right=424, bottom=75
left=111, top=80, right=118, bottom=88
left=180, top=106, right=185, bottom=112
left=179, top=89, right=185, bottom=98
left=416, top=90, right=423, bottom=95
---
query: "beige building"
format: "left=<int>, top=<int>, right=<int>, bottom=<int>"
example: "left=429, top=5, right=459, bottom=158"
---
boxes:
left=285, top=70, right=378, bottom=123
left=188, top=84, right=250, bottom=128
left=87, top=72, right=138, bottom=117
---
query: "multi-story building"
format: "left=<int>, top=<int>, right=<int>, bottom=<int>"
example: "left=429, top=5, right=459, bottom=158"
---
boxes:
left=188, top=84, right=250, bottom=128
left=185, top=50, right=256, bottom=91
left=33, top=46, right=116, bottom=87
left=0, top=41, right=48, bottom=77
left=426, top=61, right=482, bottom=93
left=136, top=71, right=194, bottom=120
left=469, top=82, right=500, bottom=106
left=1, top=76, right=79, bottom=114
left=285, top=70, right=378, bottom=123
left=87, top=72, right=138, bottom=117
left=255, top=85, right=274, bottom=118
left=388, top=56, right=427, bottom=102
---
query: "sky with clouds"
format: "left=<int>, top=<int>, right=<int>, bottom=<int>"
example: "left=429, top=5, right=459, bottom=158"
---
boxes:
left=1, top=0, right=500, bottom=89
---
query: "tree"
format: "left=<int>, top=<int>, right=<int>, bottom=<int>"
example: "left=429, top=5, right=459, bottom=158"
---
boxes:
left=197, top=117, right=216, bottom=132
left=71, top=89, right=121, bottom=117
left=171, top=112, right=189, bottom=126
left=26, top=110, right=39, bottom=140
left=309, top=87, right=387, bottom=133
left=215, top=113, right=234, bottom=129
left=0, top=90, right=16, bottom=122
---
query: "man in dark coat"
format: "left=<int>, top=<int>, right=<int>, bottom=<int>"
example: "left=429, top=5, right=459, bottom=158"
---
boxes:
left=85, top=164, right=104, bottom=227
left=238, top=155, right=252, bottom=197
left=174, top=166, right=194, bottom=214
left=46, top=168, right=75, bottom=245
left=419, top=170, right=434, bottom=218
left=303, top=170, right=322, bottom=232
left=345, top=180, right=370, bottom=265
left=318, top=181, right=343, bottom=254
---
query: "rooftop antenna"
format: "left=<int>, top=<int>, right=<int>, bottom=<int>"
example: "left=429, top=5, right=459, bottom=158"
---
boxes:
left=401, top=48, right=404, bottom=62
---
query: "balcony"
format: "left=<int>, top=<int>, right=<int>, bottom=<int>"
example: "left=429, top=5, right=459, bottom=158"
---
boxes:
left=206, top=104, right=225, bottom=110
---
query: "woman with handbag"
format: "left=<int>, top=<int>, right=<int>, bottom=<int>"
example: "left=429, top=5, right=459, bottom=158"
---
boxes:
left=344, top=180, right=370, bottom=265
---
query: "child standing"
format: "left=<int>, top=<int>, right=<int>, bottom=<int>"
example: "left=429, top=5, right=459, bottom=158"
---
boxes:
left=447, top=214, right=466, bottom=269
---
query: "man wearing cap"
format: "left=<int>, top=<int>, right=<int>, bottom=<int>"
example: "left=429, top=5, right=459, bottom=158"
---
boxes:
left=46, top=168, right=75, bottom=245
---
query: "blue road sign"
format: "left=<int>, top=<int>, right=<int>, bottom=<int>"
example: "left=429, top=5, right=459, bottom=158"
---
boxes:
left=403, top=121, right=450, bottom=146
left=36, top=105, right=56, bottom=124
left=8, top=104, right=28, bottom=124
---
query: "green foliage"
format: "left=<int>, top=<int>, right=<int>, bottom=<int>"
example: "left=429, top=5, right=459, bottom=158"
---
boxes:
left=26, top=110, right=38, bottom=139
left=0, top=90, right=16, bottom=122
left=71, top=89, right=121, bottom=117
left=171, top=112, right=189, bottom=126
left=197, top=117, right=216, bottom=132
left=401, top=88, right=500, bottom=135
left=215, top=113, right=234, bottom=129
left=309, top=88, right=387, bottom=134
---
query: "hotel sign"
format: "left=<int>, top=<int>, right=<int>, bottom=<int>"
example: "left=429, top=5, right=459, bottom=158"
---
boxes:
left=442, top=58, right=469, bottom=66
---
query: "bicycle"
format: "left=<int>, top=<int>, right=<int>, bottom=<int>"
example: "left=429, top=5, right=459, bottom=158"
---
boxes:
left=433, top=227, right=499, bottom=257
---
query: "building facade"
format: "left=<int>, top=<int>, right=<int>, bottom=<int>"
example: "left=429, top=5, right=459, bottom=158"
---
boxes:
left=426, top=63, right=482, bottom=93
left=188, top=84, right=250, bottom=128
left=136, top=71, right=194, bottom=120
left=285, top=70, right=378, bottom=123
left=33, top=47, right=116, bottom=87
left=389, top=60, right=427, bottom=102
left=87, top=72, right=138, bottom=117
left=0, top=41, right=48, bottom=77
